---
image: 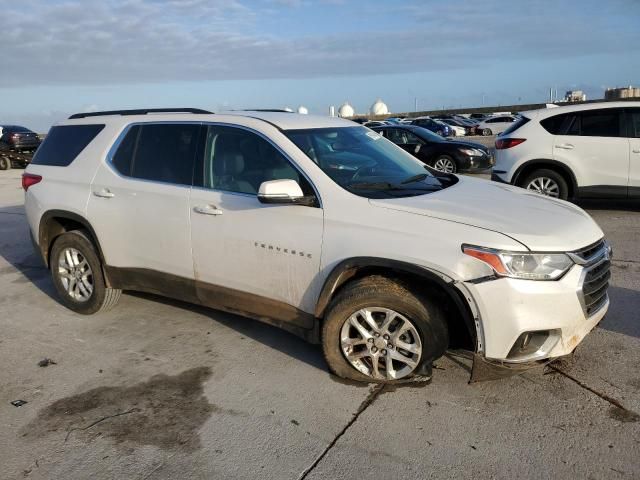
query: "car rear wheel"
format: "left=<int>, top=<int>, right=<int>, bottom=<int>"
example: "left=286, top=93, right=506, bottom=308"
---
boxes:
left=482, top=128, right=492, bottom=136
left=50, top=230, right=121, bottom=314
left=521, top=169, right=569, bottom=200
left=0, top=156, right=10, bottom=170
left=322, top=276, right=448, bottom=383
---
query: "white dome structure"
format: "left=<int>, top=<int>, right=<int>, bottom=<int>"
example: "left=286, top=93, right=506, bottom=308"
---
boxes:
left=370, top=99, right=389, bottom=115
left=338, top=102, right=355, bottom=118
left=297, top=105, right=308, bottom=115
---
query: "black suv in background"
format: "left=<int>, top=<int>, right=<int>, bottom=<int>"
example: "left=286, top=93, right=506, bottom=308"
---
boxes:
left=371, top=124, right=493, bottom=173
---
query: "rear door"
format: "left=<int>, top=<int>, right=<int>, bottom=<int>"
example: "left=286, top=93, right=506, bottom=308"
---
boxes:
left=551, top=108, right=629, bottom=197
left=627, top=108, right=640, bottom=197
left=87, top=122, right=201, bottom=278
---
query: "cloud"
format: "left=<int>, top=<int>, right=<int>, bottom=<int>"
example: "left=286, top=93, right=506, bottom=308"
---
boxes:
left=0, top=0, right=638, bottom=88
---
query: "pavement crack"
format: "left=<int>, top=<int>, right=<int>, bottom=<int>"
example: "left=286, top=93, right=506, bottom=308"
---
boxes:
left=0, top=210, right=25, bottom=216
left=64, top=408, right=138, bottom=442
left=297, top=384, right=385, bottom=480
left=548, top=365, right=639, bottom=421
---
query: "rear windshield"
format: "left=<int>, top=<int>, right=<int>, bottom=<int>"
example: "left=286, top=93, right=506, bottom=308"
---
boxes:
left=32, top=124, right=104, bottom=166
left=501, top=116, right=530, bottom=136
left=4, top=126, right=31, bottom=133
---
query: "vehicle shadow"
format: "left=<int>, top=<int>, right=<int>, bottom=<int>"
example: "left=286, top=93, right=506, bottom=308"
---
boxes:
left=599, top=285, right=640, bottom=339
left=576, top=199, right=640, bottom=211
left=128, top=291, right=328, bottom=371
left=0, top=206, right=57, bottom=301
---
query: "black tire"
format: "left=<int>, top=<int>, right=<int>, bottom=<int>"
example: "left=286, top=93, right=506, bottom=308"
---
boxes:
left=0, top=156, right=10, bottom=170
left=50, top=230, right=121, bottom=314
left=322, top=276, right=448, bottom=383
left=482, top=128, right=492, bottom=136
left=433, top=155, right=457, bottom=173
left=520, top=168, right=569, bottom=200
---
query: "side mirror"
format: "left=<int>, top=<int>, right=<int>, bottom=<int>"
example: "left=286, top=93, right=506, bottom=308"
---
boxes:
left=257, top=179, right=315, bottom=206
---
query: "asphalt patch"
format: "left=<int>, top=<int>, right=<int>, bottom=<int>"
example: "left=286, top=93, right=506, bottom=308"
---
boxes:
left=22, top=366, right=233, bottom=451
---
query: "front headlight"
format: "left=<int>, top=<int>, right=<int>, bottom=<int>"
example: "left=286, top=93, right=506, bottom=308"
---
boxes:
left=462, top=245, right=574, bottom=280
left=459, top=148, right=484, bottom=157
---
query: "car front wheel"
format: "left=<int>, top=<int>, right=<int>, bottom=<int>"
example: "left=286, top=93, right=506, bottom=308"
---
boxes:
left=322, top=276, right=448, bottom=383
left=0, top=156, right=10, bottom=170
left=433, top=155, right=457, bottom=173
left=482, top=128, right=492, bottom=136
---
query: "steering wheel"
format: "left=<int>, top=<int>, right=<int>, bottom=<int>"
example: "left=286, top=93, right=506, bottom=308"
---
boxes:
left=351, top=160, right=378, bottom=182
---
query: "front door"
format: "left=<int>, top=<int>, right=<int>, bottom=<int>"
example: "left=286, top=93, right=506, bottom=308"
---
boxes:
left=189, top=125, right=323, bottom=321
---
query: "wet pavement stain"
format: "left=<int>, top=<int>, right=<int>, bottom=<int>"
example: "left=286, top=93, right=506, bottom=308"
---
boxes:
left=23, top=367, right=235, bottom=451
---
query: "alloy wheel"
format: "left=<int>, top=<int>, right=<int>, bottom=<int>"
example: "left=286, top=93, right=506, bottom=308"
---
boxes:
left=526, top=177, right=560, bottom=198
left=433, top=157, right=456, bottom=173
left=57, top=247, right=94, bottom=302
left=340, top=307, right=422, bottom=380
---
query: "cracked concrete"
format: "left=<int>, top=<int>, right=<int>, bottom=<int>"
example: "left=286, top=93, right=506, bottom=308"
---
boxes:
left=1, top=169, right=639, bottom=479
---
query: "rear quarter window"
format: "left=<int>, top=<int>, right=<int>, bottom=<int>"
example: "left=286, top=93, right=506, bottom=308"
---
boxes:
left=502, top=117, right=530, bottom=136
left=31, top=124, right=105, bottom=166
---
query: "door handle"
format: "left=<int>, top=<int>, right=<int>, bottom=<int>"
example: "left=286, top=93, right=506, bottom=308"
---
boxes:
left=632, top=149, right=640, bottom=154
left=194, top=205, right=223, bottom=216
left=93, top=188, right=115, bottom=198
left=555, top=144, right=574, bottom=150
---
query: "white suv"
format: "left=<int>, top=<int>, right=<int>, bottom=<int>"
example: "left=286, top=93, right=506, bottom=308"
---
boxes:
left=492, top=102, right=640, bottom=200
left=23, top=108, right=611, bottom=383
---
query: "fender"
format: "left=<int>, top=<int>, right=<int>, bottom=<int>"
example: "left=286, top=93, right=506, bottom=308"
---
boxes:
left=38, top=210, right=107, bottom=268
left=314, top=257, right=477, bottom=343
left=512, top=159, right=578, bottom=194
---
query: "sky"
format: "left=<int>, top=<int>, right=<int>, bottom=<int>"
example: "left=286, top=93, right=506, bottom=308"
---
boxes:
left=1, top=0, right=639, bottom=131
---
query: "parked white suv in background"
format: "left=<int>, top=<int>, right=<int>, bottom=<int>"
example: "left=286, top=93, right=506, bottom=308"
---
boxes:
left=23, top=108, right=611, bottom=383
left=492, top=102, right=640, bottom=200
left=477, top=115, right=517, bottom=136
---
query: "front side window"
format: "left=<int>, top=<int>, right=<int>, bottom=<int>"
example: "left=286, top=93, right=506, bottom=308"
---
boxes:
left=387, top=129, right=423, bottom=145
left=199, top=126, right=313, bottom=196
left=628, top=109, right=640, bottom=138
left=286, top=126, right=452, bottom=199
left=111, top=123, right=200, bottom=185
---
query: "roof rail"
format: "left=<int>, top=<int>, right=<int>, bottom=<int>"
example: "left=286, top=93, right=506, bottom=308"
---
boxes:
left=68, top=108, right=213, bottom=119
left=240, top=109, right=294, bottom=113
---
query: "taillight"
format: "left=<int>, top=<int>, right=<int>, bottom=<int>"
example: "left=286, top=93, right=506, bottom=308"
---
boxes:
left=495, top=138, right=526, bottom=149
left=22, top=173, right=42, bottom=191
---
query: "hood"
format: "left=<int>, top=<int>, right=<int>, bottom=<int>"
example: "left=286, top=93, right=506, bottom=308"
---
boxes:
left=369, top=176, right=603, bottom=251
left=444, top=138, right=489, bottom=152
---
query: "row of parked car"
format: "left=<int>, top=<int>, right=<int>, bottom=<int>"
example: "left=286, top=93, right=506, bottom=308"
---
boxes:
left=362, top=113, right=519, bottom=137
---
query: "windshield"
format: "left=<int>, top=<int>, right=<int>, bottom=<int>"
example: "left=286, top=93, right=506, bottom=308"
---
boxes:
left=285, top=126, right=454, bottom=199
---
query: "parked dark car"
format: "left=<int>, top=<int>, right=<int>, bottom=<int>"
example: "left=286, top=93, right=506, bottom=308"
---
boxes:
left=0, top=125, right=41, bottom=152
left=371, top=124, right=494, bottom=173
left=407, top=117, right=453, bottom=137
left=439, top=118, right=479, bottom=136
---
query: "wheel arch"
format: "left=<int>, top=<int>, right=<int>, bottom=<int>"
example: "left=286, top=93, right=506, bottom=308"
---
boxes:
left=512, top=159, right=578, bottom=197
left=315, top=257, right=477, bottom=351
left=38, top=210, right=107, bottom=272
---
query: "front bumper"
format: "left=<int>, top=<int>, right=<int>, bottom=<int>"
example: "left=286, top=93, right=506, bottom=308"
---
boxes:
left=490, top=171, right=510, bottom=184
left=459, top=154, right=495, bottom=173
left=463, top=262, right=609, bottom=362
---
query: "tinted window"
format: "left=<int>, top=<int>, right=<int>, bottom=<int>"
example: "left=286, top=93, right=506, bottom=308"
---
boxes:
left=111, top=125, right=141, bottom=176
left=31, top=124, right=104, bottom=167
left=5, top=126, right=31, bottom=133
left=387, top=129, right=423, bottom=145
left=130, top=124, right=200, bottom=184
left=502, top=117, right=530, bottom=136
left=541, top=113, right=572, bottom=134
left=579, top=109, right=621, bottom=137
left=629, top=109, right=640, bottom=138
left=200, top=126, right=313, bottom=196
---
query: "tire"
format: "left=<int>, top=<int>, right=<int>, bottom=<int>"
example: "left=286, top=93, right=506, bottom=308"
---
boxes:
left=432, top=155, right=457, bottom=173
left=50, top=230, right=121, bottom=314
left=520, top=168, right=569, bottom=200
left=482, top=128, right=492, bottom=136
left=322, top=276, right=448, bottom=383
left=0, top=156, right=10, bottom=170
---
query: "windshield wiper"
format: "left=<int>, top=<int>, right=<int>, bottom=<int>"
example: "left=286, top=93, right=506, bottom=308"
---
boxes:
left=400, top=173, right=429, bottom=184
left=349, top=181, right=439, bottom=191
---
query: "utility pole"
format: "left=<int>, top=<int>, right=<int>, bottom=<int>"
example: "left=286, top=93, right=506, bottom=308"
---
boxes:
left=414, top=97, right=418, bottom=112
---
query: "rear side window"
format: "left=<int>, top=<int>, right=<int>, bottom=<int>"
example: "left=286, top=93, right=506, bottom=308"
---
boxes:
left=628, top=109, right=640, bottom=138
left=111, top=123, right=200, bottom=185
left=31, top=124, right=104, bottom=166
left=542, top=109, right=623, bottom=137
left=502, top=117, right=530, bottom=136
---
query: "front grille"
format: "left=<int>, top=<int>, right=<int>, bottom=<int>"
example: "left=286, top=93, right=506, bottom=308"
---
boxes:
left=575, top=240, right=611, bottom=317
